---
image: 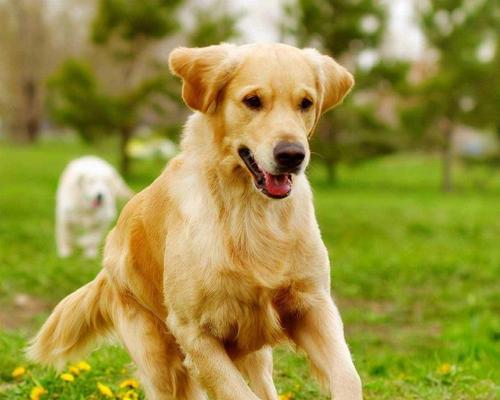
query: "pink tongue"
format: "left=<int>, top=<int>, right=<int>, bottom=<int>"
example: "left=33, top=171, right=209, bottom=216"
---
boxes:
left=263, top=171, right=291, bottom=197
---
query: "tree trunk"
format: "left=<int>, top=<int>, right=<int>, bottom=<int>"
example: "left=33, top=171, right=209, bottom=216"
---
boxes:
left=325, top=158, right=337, bottom=184
left=115, top=39, right=145, bottom=176
left=24, top=79, right=40, bottom=143
left=440, top=119, right=454, bottom=192
left=4, top=1, right=45, bottom=143
left=6, top=79, right=41, bottom=143
left=119, top=126, right=132, bottom=177
left=316, top=117, right=340, bottom=185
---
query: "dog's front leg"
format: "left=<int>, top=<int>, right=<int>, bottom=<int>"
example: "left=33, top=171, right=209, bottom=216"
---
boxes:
left=235, top=346, right=278, bottom=400
left=290, top=294, right=362, bottom=400
left=169, top=317, right=261, bottom=400
left=78, top=230, right=101, bottom=258
left=56, top=215, right=73, bottom=257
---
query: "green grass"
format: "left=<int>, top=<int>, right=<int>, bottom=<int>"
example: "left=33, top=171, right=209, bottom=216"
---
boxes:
left=0, top=139, right=499, bottom=399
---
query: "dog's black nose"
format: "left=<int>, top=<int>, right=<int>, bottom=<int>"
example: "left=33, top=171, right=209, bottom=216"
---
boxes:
left=273, top=141, right=305, bottom=172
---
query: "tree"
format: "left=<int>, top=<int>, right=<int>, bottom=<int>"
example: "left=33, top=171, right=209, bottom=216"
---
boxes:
left=284, top=0, right=397, bottom=182
left=47, top=0, right=240, bottom=176
left=0, top=0, right=94, bottom=143
left=47, top=60, right=171, bottom=151
left=414, top=0, right=499, bottom=191
left=0, top=0, right=47, bottom=142
left=186, top=1, right=241, bottom=47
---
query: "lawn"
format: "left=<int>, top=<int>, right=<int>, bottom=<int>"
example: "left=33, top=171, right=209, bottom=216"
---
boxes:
left=0, top=139, right=499, bottom=399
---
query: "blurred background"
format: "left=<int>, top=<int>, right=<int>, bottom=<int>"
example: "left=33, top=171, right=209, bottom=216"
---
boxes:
left=0, top=0, right=498, bottom=399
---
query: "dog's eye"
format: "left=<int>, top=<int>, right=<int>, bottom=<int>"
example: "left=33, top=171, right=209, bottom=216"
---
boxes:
left=300, top=98, right=313, bottom=111
left=243, top=95, right=262, bottom=110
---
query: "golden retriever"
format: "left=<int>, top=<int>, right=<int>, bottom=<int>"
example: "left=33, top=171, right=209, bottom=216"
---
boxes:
left=28, top=43, right=361, bottom=400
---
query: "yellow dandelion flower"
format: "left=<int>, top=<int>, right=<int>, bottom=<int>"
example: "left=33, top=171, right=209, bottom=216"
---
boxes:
left=97, top=382, right=114, bottom=398
left=119, top=379, right=139, bottom=389
left=30, top=386, right=47, bottom=400
left=122, top=390, right=138, bottom=400
left=77, top=360, right=91, bottom=371
left=278, top=393, right=294, bottom=400
left=12, top=366, right=26, bottom=378
left=437, top=363, right=453, bottom=375
left=60, top=372, right=75, bottom=382
left=69, top=365, right=80, bottom=375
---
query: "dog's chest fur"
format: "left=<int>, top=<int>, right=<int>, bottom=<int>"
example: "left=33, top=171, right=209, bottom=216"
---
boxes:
left=164, top=184, right=322, bottom=355
left=198, top=276, right=318, bottom=355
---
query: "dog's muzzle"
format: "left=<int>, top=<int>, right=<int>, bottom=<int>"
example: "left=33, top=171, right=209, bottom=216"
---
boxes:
left=238, top=147, right=295, bottom=199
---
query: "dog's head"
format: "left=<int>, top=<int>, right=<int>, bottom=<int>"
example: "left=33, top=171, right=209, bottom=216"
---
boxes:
left=169, top=43, right=353, bottom=199
left=77, top=172, right=114, bottom=209
left=75, top=167, right=131, bottom=209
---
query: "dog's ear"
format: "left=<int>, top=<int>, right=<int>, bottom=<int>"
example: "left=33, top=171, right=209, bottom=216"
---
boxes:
left=320, top=55, right=355, bottom=113
left=304, top=49, right=354, bottom=114
left=169, top=44, right=238, bottom=113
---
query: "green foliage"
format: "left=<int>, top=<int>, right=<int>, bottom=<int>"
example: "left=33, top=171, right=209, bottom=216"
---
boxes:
left=314, top=99, right=399, bottom=174
left=356, top=60, right=411, bottom=92
left=91, top=0, right=183, bottom=44
left=286, top=0, right=386, bottom=53
left=187, top=3, right=241, bottom=47
left=0, top=142, right=499, bottom=399
left=330, top=60, right=413, bottom=164
left=47, top=60, right=120, bottom=141
left=414, top=0, right=499, bottom=133
left=399, top=0, right=499, bottom=191
left=47, top=60, right=171, bottom=143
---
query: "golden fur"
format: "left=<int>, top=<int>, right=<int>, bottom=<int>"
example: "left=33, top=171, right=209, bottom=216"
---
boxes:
left=28, top=43, right=362, bottom=400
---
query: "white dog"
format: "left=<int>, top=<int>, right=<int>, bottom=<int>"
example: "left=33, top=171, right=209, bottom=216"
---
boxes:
left=55, top=156, right=133, bottom=258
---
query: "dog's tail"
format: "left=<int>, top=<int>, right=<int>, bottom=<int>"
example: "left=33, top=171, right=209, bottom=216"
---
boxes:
left=27, top=272, right=113, bottom=369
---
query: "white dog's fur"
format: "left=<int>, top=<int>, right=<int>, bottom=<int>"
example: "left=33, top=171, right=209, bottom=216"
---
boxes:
left=56, top=156, right=133, bottom=258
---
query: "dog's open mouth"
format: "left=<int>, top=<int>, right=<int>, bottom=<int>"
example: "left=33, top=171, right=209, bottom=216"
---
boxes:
left=238, top=147, right=292, bottom=199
